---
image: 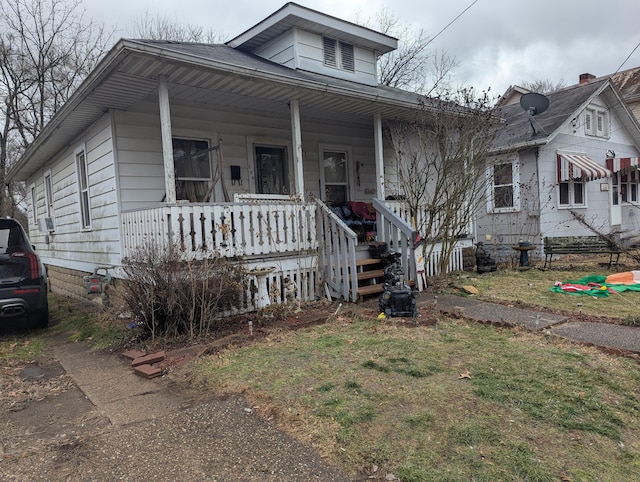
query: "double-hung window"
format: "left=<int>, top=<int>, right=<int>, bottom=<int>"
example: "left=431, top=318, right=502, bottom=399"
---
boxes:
left=76, top=147, right=91, bottom=229
left=173, top=138, right=212, bottom=202
left=585, top=106, right=609, bottom=137
left=558, top=156, right=585, bottom=207
left=323, top=36, right=355, bottom=72
left=44, top=171, right=54, bottom=218
left=30, top=184, right=37, bottom=225
left=487, top=158, right=519, bottom=212
left=620, top=170, right=639, bottom=203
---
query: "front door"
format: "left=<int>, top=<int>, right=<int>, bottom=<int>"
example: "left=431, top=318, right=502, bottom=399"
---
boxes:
left=321, top=149, right=350, bottom=205
left=611, top=173, right=622, bottom=227
left=255, top=145, right=289, bottom=195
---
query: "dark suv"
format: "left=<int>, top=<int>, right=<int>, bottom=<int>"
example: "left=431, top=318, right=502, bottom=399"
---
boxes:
left=0, top=218, right=48, bottom=329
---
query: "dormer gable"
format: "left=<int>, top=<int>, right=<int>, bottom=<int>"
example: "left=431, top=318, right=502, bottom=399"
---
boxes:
left=226, top=2, right=397, bottom=86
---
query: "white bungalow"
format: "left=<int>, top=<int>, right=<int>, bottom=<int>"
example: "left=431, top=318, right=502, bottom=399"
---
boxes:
left=9, top=3, right=470, bottom=310
left=478, top=76, right=640, bottom=262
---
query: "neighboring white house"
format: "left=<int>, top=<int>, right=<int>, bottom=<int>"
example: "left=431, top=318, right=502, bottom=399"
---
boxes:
left=9, top=2, right=470, bottom=307
left=477, top=77, right=640, bottom=261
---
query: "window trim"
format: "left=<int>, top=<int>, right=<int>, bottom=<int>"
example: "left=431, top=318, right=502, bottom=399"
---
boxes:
left=172, top=137, right=213, bottom=202
left=30, top=183, right=37, bottom=226
left=43, top=169, right=54, bottom=219
left=75, top=145, right=92, bottom=230
left=319, top=144, right=353, bottom=204
left=619, top=170, right=639, bottom=204
left=585, top=106, right=609, bottom=138
left=557, top=178, right=586, bottom=208
left=486, top=157, right=520, bottom=213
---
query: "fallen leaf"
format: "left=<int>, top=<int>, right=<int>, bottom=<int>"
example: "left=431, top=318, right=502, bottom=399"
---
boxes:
left=462, top=285, right=479, bottom=295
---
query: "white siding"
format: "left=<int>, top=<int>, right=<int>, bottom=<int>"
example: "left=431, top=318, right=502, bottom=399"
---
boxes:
left=251, top=28, right=378, bottom=86
left=296, top=30, right=377, bottom=86
left=253, top=30, right=296, bottom=68
left=115, top=100, right=382, bottom=211
left=26, top=113, right=121, bottom=273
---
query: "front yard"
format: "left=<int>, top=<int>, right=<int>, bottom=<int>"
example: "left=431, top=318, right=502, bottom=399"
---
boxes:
left=3, top=254, right=640, bottom=481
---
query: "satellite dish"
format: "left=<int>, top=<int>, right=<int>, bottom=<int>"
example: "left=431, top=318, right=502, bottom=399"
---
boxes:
left=520, top=92, right=549, bottom=116
left=520, top=92, right=550, bottom=136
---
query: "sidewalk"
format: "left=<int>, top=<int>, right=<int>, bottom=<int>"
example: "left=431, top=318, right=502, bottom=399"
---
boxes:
left=418, top=293, right=640, bottom=355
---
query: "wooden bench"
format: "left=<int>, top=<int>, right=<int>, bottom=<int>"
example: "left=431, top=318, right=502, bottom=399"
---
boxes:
left=543, top=236, right=620, bottom=269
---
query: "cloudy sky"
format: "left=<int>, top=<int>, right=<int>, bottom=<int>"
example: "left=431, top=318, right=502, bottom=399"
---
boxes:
left=85, top=0, right=640, bottom=96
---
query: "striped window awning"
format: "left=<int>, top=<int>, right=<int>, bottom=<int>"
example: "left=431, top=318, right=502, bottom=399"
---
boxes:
left=606, top=157, right=640, bottom=172
left=557, top=153, right=613, bottom=182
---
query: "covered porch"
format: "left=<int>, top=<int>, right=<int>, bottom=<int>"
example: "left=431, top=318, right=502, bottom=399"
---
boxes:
left=121, top=198, right=471, bottom=307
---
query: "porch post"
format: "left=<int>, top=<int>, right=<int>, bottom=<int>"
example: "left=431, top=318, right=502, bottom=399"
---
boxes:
left=374, top=113, right=385, bottom=200
left=290, top=99, right=305, bottom=201
left=158, top=75, right=176, bottom=204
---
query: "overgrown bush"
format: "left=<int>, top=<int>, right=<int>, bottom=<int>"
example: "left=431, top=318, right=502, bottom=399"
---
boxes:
left=118, top=241, right=245, bottom=340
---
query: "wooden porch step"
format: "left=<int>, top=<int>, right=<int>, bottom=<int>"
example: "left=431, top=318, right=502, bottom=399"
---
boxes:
left=356, top=258, right=384, bottom=267
left=357, top=269, right=384, bottom=281
left=357, top=283, right=385, bottom=297
left=356, top=279, right=417, bottom=299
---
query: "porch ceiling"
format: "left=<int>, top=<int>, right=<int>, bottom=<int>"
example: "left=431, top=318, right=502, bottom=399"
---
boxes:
left=114, top=53, right=425, bottom=123
left=11, top=40, right=429, bottom=181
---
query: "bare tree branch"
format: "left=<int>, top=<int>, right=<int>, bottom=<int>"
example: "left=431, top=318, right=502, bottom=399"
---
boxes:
left=130, top=10, right=222, bottom=43
left=387, top=88, right=498, bottom=276
left=0, top=0, right=113, bottom=216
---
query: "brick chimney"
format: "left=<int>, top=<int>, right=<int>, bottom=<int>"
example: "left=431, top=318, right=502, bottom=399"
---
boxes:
left=579, top=73, right=596, bottom=84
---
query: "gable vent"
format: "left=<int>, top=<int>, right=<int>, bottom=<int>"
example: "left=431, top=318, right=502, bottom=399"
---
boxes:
left=340, top=42, right=354, bottom=71
left=323, top=37, right=337, bottom=67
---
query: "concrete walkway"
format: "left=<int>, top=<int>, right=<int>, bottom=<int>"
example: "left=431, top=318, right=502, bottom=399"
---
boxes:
left=49, top=339, right=350, bottom=481
left=420, top=293, right=640, bottom=355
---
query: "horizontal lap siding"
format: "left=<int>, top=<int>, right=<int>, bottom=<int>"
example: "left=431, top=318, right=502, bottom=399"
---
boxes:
left=27, top=113, right=121, bottom=272
left=116, top=102, right=379, bottom=210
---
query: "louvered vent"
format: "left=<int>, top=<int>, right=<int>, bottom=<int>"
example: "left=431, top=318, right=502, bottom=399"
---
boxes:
left=340, top=42, right=354, bottom=71
left=323, top=37, right=337, bottom=67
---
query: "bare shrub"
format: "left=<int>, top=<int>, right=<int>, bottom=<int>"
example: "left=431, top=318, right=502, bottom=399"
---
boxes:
left=118, top=241, right=245, bottom=341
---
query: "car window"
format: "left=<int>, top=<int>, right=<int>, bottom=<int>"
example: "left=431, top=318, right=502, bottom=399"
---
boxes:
left=0, top=228, right=8, bottom=253
left=0, top=221, right=29, bottom=254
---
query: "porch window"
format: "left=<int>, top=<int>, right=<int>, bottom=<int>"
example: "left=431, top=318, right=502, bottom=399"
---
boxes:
left=323, top=36, right=355, bottom=72
left=321, top=150, right=349, bottom=205
left=173, top=138, right=212, bottom=202
left=76, top=148, right=91, bottom=228
left=254, top=145, right=289, bottom=195
left=487, top=158, right=519, bottom=212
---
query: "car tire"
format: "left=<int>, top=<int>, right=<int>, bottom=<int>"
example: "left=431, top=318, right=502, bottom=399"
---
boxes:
left=32, top=301, right=49, bottom=329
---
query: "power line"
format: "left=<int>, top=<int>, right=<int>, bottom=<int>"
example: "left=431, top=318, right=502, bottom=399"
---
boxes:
left=614, top=39, right=640, bottom=74
left=425, top=0, right=479, bottom=48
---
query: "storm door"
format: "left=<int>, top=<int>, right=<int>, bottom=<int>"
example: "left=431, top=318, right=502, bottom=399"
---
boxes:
left=255, top=145, right=289, bottom=195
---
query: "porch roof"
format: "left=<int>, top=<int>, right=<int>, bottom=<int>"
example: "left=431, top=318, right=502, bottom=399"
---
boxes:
left=10, top=38, right=435, bottom=181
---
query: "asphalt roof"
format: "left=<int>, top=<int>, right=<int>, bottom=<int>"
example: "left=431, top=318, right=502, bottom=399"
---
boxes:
left=137, top=40, right=430, bottom=108
left=492, top=78, right=608, bottom=150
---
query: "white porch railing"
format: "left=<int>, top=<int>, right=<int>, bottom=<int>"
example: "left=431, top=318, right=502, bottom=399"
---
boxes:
left=383, top=199, right=472, bottom=281
left=373, top=198, right=420, bottom=286
left=316, top=200, right=359, bottom=302
left=384, top=200, right=474, bottom=241
left=121, top=201, right=317, bottom=259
